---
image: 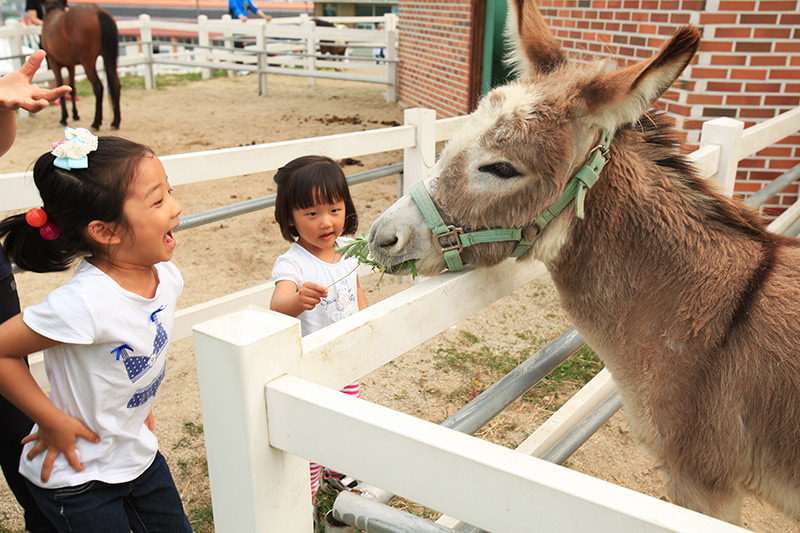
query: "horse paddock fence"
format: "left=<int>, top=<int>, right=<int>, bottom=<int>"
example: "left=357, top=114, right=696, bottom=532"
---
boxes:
left=0, top=12, right=399, bottom=111
left=0, top=104, right=798, bottom=530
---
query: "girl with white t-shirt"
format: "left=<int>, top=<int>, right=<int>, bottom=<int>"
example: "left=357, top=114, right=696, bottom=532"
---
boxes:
left=270, top=155, right=367, bottom=501
left=0, top=128, right=190, bottom=532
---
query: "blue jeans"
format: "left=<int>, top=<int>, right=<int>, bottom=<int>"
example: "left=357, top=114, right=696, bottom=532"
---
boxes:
left=26, top=451, right=191, bottom=533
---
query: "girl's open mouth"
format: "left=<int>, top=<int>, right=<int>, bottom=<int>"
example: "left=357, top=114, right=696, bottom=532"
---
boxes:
left=164, top=230, right=176, bottom=249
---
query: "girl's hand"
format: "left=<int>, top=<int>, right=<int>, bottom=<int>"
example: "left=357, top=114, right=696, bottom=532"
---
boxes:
left=297, top=282, right=327, bottom=310
left=22, top=413, right=101, bottom=483
left=145, top=410, right=155, bottom=431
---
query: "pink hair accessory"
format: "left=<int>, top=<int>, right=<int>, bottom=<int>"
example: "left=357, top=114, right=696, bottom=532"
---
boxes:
left=39, top=222, right=61, bottom=241
left=25, top=208, right=48, bottom=228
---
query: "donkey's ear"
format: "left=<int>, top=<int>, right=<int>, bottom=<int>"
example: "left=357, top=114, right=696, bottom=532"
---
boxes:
left=579, top=26, right=701, bottom=128
left=504, top=0, right=567, bottom=77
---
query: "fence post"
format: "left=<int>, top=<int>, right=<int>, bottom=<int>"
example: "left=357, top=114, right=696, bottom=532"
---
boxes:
left=303, top=16, right=316, bottom=86
left=256, top=19, right=267, bottom=95
left=221, top=14, right=235, bottom=77
left=139, top=14, right=155, bottom=90
left=5, top=20, right=31, bottom=120
left=193, top=308, right=312, bottom=533
left=197, top=15, right=211, bottom=80
left=402, top=108, right=437, bottom=195
left=699, top=117, right=744, bottom=197
left=384, top=16, right=397, bottom=103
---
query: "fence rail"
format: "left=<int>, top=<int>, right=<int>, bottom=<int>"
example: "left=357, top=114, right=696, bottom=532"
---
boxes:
left=2, top=101, right=798, bottom=530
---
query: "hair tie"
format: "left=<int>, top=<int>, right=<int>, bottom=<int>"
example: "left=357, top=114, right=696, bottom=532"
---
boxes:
left=51, top=127, right=98, bottom=170
left=25, top=208, right=61, bottom=241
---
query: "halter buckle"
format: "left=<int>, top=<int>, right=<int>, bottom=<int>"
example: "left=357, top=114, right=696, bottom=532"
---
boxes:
left=434, top=225, right=464, bottom=255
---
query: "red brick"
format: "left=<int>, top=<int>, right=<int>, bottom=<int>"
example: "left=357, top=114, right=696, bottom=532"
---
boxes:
left=786, top=83, right=800, bottom=92
left=670, top=13, right=691, bottom=24
left=739, top=108, right=777, bottom=119
left=699, top=13, right=738, bottom=24
left=758, top=1, right=798, bottom=10
left=667, top=103, right=692, bottom=115
left=651, top=13, right=669, bottom=23
left=698, top=41, right=734, bottom=53
left=683, top=119, right=705, bottom=130
left=731, top=69, right=768, bottom=80
left=770, top=70, right=800, bottom=80
left=744, top=82, right=782, bottom=92
left=717, top=0, right=756, bottom=9
left=734, top=182, right=764, bottom=193
left=726, top=94, right=762, bottom=105
left=765, top=95, right=800, bottom=106
left=687, top=94, right=724, bottom=105
left=780, top=14, right=800, bottom=24
left=776, top=42, right=800, bottom=53
left=740, top=158, right=767, bottom=168
left=769, top=159, right=800, bottom=170
left=757, top=146, right=794, bottom=158
left=681, top=0, right=704, bottom=8
left=750, top=170, right=783, bottom=180
left=751, top=56, right=788, bottom=67
left=715, top=27, right=752, bottom=39
left=734, top=42, right=773, bottom=53
left=710, top=55, right=747, bottom=66
left=753, top=27, right=792, bottom=39
left=740, top=13, right=778, bottom=24
left=691, top=67, right=730, bottom=78
left=707, top=81, right=742, bottom=91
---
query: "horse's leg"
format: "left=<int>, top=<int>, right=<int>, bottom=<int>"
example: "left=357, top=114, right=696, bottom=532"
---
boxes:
left=50, top=62, right=69, bottom=126
left=107, top=67, right=121, bottom=130
left=83, top=63, right=103, bottom=130
left=67, top=66, right=79, bottom=122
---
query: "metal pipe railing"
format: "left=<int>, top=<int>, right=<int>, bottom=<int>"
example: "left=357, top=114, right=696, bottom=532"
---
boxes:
left=744, top=162, right=800, bottom=208
left=174, top=163, right=402, bottom=231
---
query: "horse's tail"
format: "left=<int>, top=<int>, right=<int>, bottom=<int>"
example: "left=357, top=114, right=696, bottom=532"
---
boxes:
left=97, top=9, right=119, bottom=74
left=97, top=8, right=121, bottom=128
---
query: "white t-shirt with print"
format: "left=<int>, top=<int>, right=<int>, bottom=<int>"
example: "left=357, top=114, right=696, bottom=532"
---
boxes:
left=271, top=238, right=360, bottom=336
left=21, top=259, right=183, bottom=489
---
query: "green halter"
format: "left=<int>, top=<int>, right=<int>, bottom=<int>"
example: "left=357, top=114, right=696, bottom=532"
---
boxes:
left=410, top=129, right=613, bottom=272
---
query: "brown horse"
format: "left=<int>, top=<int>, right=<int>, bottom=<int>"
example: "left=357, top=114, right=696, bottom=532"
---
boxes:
left=41, top=0, right=121, bottom=130
left=368, top=0, right=800, bottom=525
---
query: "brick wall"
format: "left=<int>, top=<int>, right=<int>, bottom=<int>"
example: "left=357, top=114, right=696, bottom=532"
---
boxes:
left=537, top=0, right=800, bottom=217
left=396, top=1, right=474, bottom=118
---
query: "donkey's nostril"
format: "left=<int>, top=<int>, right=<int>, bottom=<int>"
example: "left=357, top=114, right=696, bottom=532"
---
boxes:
left=379, top=235, right=399, bottom=249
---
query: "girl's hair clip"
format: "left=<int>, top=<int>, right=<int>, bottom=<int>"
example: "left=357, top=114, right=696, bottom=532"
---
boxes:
left=25, top=208, right=61, bottom=240
left=51, top=127, right=98, bottom=171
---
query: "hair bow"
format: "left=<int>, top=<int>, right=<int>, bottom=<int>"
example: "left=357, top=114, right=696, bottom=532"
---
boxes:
left=51, top=127, right=99, bottom=170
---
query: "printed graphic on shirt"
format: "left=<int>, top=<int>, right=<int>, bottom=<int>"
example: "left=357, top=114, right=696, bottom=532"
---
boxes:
left=127, top=361, right=167, bottom=408
left=109, top=306, right=170, bottom=408
left=319, top=277, right=356, bottom=322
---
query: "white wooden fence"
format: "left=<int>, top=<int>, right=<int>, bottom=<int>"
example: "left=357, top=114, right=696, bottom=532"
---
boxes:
left=0, top=13, right=399, bottom=101
left=1, top=104, right=799, bottom=531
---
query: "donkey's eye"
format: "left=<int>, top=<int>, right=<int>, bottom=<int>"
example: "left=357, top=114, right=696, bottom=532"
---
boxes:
left=478, top=162, right=520, bottom=179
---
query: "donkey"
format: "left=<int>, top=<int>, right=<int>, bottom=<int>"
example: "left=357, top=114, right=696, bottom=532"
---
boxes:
left=367, top=0, right=800, bottom=525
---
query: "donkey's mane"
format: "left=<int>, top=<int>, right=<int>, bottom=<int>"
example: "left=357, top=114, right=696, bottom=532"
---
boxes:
left=625, top=111, right=779, bottom=246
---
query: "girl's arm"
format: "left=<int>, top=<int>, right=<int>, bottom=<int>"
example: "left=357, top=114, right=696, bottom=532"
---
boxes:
left=270, top=279, right=327, bottom=317
left=0, top=314, right=100, bottom=482
left=356, top=277, right=368, bottom=311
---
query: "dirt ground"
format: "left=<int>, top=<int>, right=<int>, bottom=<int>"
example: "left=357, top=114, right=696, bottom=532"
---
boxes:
left=0, top=73, right=794, bottom=532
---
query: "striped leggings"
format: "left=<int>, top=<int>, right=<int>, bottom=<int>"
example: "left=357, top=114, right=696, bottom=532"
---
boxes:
left=310, top=380, right=359, bottom=498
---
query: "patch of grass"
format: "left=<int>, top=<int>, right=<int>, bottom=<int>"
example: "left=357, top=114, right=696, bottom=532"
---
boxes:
left=187, top=499, right=214, bottom=533
left=69, top=70, right=229, bottom=97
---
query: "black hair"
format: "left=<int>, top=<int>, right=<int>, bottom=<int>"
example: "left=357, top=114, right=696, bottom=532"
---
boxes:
left=273, top=155, right=358, bottom=242
left=0, top=136, right=154, bottom=273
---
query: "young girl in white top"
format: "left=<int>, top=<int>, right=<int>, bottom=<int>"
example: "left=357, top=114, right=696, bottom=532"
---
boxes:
left=0, top=128, right=191, bottom=532
left=270, top=155, right=367, bottom=500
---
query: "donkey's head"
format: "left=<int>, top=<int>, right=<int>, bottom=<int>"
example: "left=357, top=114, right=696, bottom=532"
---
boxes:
left=368, top=0, right=700, bottom=276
